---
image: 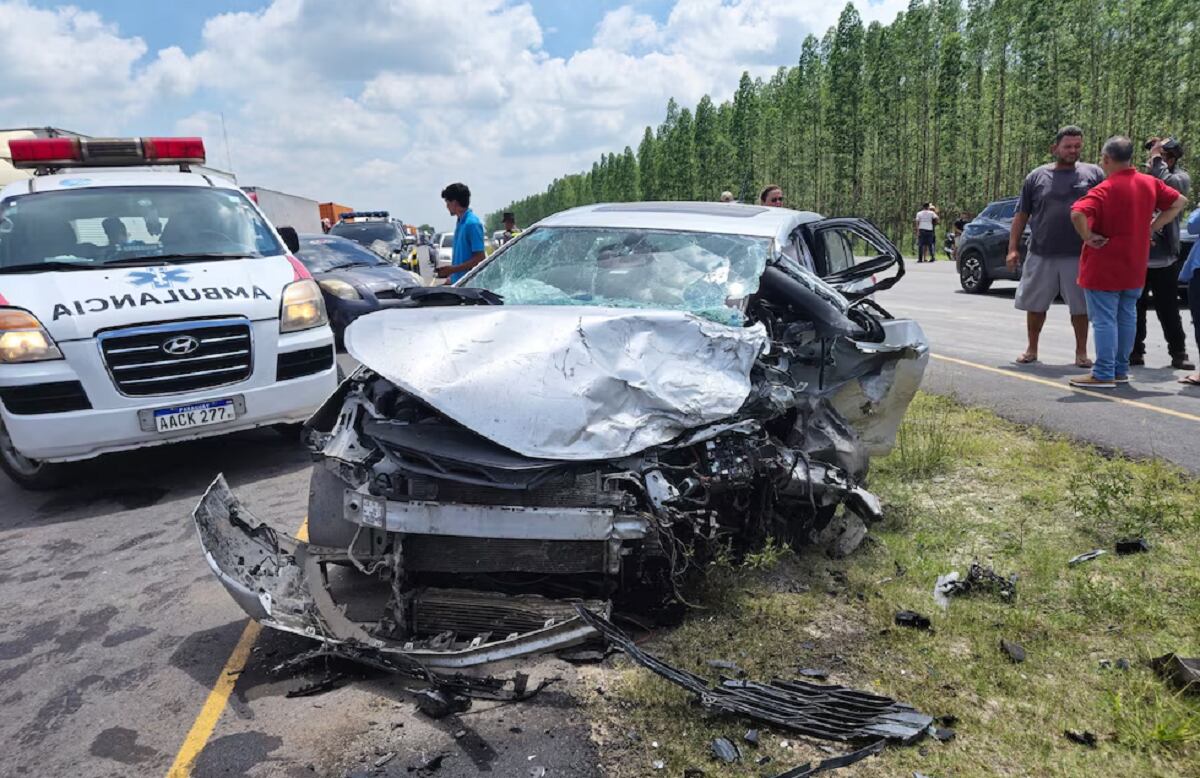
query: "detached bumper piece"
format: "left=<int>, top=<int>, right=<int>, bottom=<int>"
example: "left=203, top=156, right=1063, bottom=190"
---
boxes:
left=575, top=606, right=932, bottom=744
left=194, top=474, right=603, bottom=669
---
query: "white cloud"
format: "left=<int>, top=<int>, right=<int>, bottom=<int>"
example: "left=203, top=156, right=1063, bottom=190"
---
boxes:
left=594, top=6, right=663, bottom=52
left=0, top=0, right=908, bottom=226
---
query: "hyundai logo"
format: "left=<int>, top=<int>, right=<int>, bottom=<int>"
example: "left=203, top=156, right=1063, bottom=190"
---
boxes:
left=162, top=335, right=200, bottom=356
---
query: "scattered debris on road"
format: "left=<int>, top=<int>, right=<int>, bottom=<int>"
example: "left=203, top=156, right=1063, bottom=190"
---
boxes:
left=284, top=673, right=345, bottom=698
left=1063, top=729, right=1098, bottom=748
left=576, top=606, right=933, bottom=744
left=706, top=659, right=747, bottom=676
left=767, top=738, right=886, bottom=777
left=1068, top=549, right=1106, bottom=566
left=744, top=728, right=760, bottom=746
left=1114, top=537, right=1151, bottom=555
left=894, top=610, right=932, bottom=630
left=1150, top=653, right=1200, bottom=694
left=711, top=737, right=741, bottom=763
left=1000, top=639, right=1026, bottom=664
left=933, top=563, right=1017, bottom=608
left=413, top=688, right=471, bottom=719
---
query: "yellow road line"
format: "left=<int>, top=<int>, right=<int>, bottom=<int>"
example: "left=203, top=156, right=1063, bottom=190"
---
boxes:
left=932, top=353, right=1200, bottom=423
left=165, top=517, right=308, bottom=777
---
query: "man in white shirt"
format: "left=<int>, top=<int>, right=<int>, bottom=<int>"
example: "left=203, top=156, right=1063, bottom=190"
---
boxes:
left=914, top=203, right=939, bottom=263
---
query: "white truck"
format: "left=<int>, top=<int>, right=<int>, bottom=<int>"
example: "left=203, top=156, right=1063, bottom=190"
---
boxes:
left=0, top=135, right=338, bottom=488
left=241, top=185, right=322, bottom=234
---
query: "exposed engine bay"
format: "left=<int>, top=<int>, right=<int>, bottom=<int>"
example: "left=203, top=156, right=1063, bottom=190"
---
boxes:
left=194, top=259, right=928, bottom=667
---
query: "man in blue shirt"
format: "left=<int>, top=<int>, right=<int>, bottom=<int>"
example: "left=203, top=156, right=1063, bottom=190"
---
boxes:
left=436, top=182, right=486, bottom=283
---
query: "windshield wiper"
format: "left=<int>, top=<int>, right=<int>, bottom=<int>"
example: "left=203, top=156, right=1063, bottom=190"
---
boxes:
left=103, top=253, right=256, bottom=266
left=0, top=260, right=97, bottom=273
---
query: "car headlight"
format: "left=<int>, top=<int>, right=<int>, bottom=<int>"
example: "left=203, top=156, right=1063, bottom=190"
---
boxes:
left=280, top=279, right=329, bottom=333
left=318, top=279, right=361, bottom=300
left=0, top=309, right=63, bottom=363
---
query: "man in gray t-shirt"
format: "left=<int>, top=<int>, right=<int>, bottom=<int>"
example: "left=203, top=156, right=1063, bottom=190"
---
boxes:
left=1008, top=125, right=1105, bottom=367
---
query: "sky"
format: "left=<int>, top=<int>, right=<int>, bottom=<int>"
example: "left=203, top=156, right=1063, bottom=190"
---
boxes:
left=0, top=0, right=908, bottom=230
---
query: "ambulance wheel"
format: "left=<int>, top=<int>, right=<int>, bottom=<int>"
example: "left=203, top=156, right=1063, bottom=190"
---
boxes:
left=0, top=420, right=69, bottom=490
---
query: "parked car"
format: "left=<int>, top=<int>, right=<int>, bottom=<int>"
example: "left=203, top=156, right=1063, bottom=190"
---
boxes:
left=954, top=197, right=1027, bottom=293
left=291, top=234, right=422, bottom=344
left=329, top=213, right=417, bottom=271
left=194, top=201, right=928, bottom=667
left=434, top=231, right=454, bottom=269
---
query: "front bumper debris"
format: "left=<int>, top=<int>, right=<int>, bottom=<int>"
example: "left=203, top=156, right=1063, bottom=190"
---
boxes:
left=194, top=475, right=604, bottom=668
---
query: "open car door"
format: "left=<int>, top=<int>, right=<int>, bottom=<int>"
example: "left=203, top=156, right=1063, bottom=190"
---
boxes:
left=801, top=217, right=904, bottom=299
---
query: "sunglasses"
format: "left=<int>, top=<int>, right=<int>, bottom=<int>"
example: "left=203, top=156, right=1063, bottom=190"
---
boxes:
left=768, top=196, right=784, bottom=203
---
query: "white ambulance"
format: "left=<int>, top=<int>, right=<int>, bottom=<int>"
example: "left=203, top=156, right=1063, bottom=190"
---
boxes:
left=0, top=136, right=337, bottom=488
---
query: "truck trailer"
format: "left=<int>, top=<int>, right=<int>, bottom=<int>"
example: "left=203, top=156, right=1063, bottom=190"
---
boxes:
left=242, top=186, right=322, bottom=234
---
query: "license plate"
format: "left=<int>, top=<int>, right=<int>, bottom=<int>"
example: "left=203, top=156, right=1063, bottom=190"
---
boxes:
left=151, top=399, right=237, bottom=433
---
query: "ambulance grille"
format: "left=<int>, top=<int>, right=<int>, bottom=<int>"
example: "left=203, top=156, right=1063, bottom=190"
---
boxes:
left=99, top=319, right=253, bottom=397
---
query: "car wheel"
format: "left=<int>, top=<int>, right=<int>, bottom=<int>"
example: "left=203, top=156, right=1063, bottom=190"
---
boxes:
left=0, top=418, right=69, bottom=490
left=959, top=252, right=992, bottom=293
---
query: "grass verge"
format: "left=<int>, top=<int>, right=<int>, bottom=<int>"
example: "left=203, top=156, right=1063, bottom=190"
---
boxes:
left=582, top=393, right=1200, bottom=777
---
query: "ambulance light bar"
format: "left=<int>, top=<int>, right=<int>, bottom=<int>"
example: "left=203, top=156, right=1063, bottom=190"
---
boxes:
left=9, top=137, right=206, bottom=170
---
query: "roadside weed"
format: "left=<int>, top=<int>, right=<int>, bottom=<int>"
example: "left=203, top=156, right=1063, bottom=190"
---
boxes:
left=586, top=393, right=1200, bottom=778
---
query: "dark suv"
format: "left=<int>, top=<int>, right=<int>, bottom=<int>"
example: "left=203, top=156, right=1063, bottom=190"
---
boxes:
left=955, top=197, right=1027, bottom=293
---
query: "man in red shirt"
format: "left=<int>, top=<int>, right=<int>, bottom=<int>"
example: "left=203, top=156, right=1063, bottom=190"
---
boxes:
left=1069, top=136, right=1188, bottom=388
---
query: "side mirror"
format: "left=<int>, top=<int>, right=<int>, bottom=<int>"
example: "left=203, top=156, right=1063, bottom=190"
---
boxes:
left=278, top=226, right=300, bottom=254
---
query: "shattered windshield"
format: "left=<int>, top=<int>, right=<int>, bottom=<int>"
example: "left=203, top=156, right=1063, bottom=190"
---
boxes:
left=466, top=226, right=770, bottom=325
left=0, top=186, right=281, bottom=270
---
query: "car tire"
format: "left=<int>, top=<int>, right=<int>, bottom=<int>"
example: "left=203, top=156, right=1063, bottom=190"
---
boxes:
left=0, top=418, right=70, bottom=490
left=959, top=252, right=992, bottom=293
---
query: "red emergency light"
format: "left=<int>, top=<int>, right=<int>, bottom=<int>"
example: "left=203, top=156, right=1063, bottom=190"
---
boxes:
left=8, top=136, right=206, bottom=171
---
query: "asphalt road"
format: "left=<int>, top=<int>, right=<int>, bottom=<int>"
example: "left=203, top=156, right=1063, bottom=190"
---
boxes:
left=877, top=260, right=1200, bottom=472
left=4, top=260, right=1199, bottom=778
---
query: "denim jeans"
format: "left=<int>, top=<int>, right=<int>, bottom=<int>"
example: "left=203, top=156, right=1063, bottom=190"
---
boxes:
left=1084, top=287, right=1142, bottom=380
left=1190, top=274, right=1200, bottom=353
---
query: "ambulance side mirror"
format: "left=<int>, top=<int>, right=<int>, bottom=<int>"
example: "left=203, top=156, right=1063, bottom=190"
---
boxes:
left=278, top=226, right=300, bottom=254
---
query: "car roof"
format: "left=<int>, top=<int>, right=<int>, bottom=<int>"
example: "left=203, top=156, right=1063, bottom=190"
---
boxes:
left=533, top=202, right=824, bottom=240
left=1, top=170, right=238, bottom=199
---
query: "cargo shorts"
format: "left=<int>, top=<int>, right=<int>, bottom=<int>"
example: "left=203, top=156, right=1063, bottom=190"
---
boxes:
left=1014, top=252, right=1087, bottom=315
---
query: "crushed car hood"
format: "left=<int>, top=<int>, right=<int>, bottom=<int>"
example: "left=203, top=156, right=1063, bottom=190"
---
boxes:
left=344, top=305, right=769, bottom=460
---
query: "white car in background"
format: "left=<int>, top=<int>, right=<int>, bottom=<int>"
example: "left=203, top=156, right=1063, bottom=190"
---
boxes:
left=434, top=231, right=454, bottom=272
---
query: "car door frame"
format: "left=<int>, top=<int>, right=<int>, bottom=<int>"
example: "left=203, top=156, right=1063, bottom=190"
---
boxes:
left=800, top=217, right=904, bottom=298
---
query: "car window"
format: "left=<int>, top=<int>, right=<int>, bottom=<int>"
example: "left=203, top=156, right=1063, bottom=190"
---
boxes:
left=329, top=222, right=400, bottom=244
left=440, top=233, right=454, bottom=248
left=467, top=226, right=770, bottom=325
left=818, top=230, right=856, bottom=274
left=0, top=186, right=281, bottom=268
left=296, top=237, right=387, bottom=272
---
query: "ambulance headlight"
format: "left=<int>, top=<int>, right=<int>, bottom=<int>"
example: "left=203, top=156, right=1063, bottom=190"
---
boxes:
left=318, top=279, right=361, bottom=300
left=0, top=309, right=63, bottom=363
left=279, top=280, right=328, bottom=333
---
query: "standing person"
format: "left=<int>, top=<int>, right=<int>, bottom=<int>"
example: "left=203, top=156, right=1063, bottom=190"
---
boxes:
left=914, top=203, right=938, bottom=263
left=500, top=212, right=522, bottom=245
left=435, top=182, right=486, bottom=283
left=1068, top=136, right=1187, bottom=388
left=1008, top=126, right=1106, bottom=366
left=1131, top=137, right=1194, bottom=369
left=760, top=185, right=784, bottom=206
left=1180, top=207, right=1200, bottom=386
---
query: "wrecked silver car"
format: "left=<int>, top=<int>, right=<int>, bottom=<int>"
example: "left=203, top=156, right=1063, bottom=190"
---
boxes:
left=194, top=202, right=929, bottom=667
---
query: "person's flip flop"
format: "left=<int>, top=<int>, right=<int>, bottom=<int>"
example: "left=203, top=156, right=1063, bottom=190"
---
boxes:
left=1178, top=376, right=1200, bottom=386
left=1015, top=354, right=1038, bottom=364
left=1075, top=358, right=1094, bottom=368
